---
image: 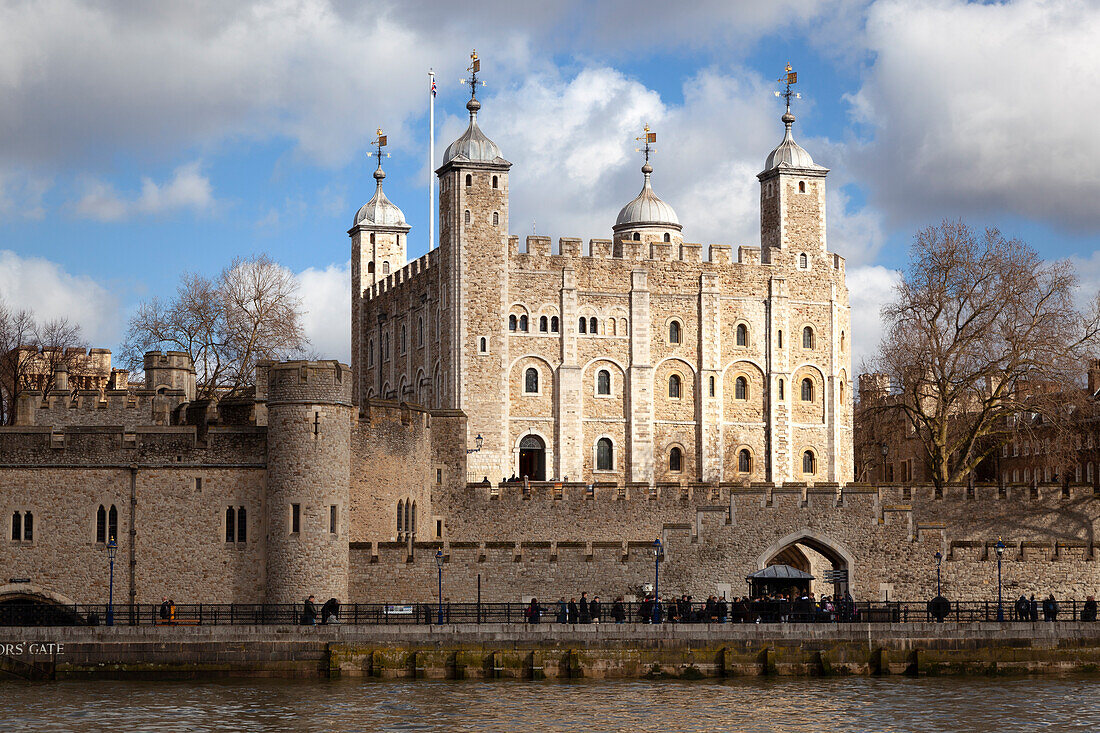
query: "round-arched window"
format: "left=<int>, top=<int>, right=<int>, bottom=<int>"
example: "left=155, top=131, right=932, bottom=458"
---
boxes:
left=802, top=326, right=814, bottom=349
left=738, top=449, right=752, bottom=473
left=669, top=320, right=681, bottom=344
left=736, top=323, right=748, bottom=346
left=524, top=367, right=539, bottom=394
left=669, top=447, right=682, bottom=472
left=801, top=378, right=814, bottom=402
left=597, top=369, right=611, bottom=395
left=668, top=374, right=681, bottom=399
left=803, top=450, right=816, bottom=474
left=596, top=438, right=614, bottom=471
left=735, top=376, right=748, bottom=400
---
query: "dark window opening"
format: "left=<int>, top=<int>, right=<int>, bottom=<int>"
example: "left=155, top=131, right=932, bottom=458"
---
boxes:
left=291, top=504, right=301, bottom=534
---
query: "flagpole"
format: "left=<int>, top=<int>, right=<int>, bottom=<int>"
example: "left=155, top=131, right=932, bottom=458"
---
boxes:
left=428, top=68, right=436, bottom=251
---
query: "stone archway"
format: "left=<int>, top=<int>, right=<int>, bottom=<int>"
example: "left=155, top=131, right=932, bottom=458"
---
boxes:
left=0, top=584, right=83, bottom=626
left=757, top=530, right=855, bottom=599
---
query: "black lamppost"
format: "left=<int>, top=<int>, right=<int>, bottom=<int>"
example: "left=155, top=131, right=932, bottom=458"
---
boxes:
left=435, top=548, right=444, bottom=624
left=995, top=539, right=1006, bottom=621
left=934, top=551, right=943, bottom=597
left=106, top=535, right=117, bottom=626
left=652, top=537, right=662, bottom=623
left=881, top=443, right=889, bottom=481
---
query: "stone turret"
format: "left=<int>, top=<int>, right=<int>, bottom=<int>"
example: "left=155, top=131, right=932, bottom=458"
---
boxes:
left=144, top=351, right=196, bottom=401
left=263, top=360, right=353, bottom=604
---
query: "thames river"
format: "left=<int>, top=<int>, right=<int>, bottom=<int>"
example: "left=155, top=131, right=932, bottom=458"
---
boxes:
left=2, top=676, right=1099, bottom=731
left=2, top=673, right=1100, bottom=730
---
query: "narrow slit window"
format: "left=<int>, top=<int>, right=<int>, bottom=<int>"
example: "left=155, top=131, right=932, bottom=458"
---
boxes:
left=291, top=504, right=301, bottom=534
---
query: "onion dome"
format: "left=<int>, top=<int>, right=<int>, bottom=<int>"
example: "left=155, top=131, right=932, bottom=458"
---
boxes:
left=353, top=166, right=407, bottom=228
left=442, top=97, right=508, bottom=165
left=614, top=162, right=681, bottom=231
left=763, top=112, right=824, bottom=172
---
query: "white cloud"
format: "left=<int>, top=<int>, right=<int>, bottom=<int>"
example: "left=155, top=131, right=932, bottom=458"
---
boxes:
left=846, top=264, right=900, bottom=372
left=74, top=161, right=214, bottom=221
left=0, top=170, right=49, bottom=220
left=0, top=249, right=121, bottom=346
left=296, top=260, right=350, bottom=363
left=851, top=0, right=1100, bottom=230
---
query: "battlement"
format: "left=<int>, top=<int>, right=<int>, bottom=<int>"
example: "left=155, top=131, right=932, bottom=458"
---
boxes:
left=266, top=360, right=353, bottom=405
left=14, top=385, right=188, bottom=430
left=0, top=423, right=267, bottom=466
left=364, top=248, right=439, bottom=301
left=505, top=236, right=763, bottom=267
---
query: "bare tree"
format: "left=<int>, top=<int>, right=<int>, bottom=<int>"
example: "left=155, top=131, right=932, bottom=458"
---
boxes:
left=0, top=298, right=87, bottom=424
left=866, top=221, right=1100, bottom=490
left=122, top=254, right=308, bottom=400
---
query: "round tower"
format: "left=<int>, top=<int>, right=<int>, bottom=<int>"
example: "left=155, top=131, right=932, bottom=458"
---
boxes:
left=264, top=360, right=353, bottom=604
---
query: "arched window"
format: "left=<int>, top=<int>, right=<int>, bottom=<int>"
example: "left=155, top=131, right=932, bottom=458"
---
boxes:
left=589, top=317, right=598, bottom=334
left=620, top=318, right=627, bottom=336
left=668, top=373, right=681, bottom=399
left=798, top=180, right=806, bottom=193
left=367, top=261, right=374, bottom=273
left=597, top=369, right=611, bottom=395
left=801, top=378, right=814, bottom=402
left=663, top=232, right=671, bottom=242
left=397, top=500, right=404, bottom=534
left=608, top=319, right=616, bottom=335
left=802, top=326, right=814, bottom=349
left=492, top=175, right=498, bottom=189
left=840, top=331, right=846, bottom=352
left=799, top=253, right=808, bottom=269
left=519, top=315, right=528, bottom=332
left=1089, top=463, right=1095, bottom=483
left=382, top=261, right=390, bottom=275
left=418, top=317, right=424, bottom=345
left=778, top=378, right=784, bottom=400
left=669, top=447, right=682, bottom=472
left=509, top=315, right=517, bottom=331
left=709, top=375, right=715, bottom=397
left=735, top=376, right=748, bottom=400
left=96, top=505, right=106, bottom=543
left=400, top=325, right=407, bottom=354
left=539, top=316, right=548, bottom=332
left=465, top=174, right=472, bottom=186
left=404, top=500, right=411, bottom=535
left=669, top=320, right=681, bottom=344
left=551, top=316, right=559, bottom=332
left=410, top=502, right=416, bottom=536
left=464, top=210, right=471, bottom=224
left=803, top=450, right=816, bottom=474
left=237, top=507, right=247, bottom=542
left=11, top=511, right=20, bottom=541
left=108, top=505, right=118, bottom=542
left=840, top=381, right=845, bottom=402
left=778, top=330, right=783, bottom=348
left=632, top=232, right=640, bottom=241
left=479, top=337, right=487, bottom=353
left=596, top=438, right=613, bottom=471
left=524, top=367, right=539, bottom=394
left=226, top=507, right=236, bottom=542
left=493, top=211, right=499, bottom=225
left=578, top=317, right=587, bottom=334
left=22, top=511, right=32, bottom=542
left=736, top=324, right=748, bottom=347
left=370, top=233, right=375, bottom=244
left=739, top=449, right=752, bottom=473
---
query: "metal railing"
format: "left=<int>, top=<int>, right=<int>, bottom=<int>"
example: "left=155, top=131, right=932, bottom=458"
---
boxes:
left=0, top=599, right=1094, bottom=627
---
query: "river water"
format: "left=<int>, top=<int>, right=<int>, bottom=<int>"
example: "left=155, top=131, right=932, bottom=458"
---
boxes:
left=3, top=676, right=1100, bottom=731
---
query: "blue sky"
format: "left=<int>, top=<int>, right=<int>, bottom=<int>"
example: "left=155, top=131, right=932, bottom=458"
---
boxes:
left=1, top=0, right=1098, bottom=370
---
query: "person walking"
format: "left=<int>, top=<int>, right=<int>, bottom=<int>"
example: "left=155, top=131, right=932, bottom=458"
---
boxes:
left=1029, top=594, right=1039, bottom=622
left=1043, top=594, right=1059, bottom=622
left=302, top=594, right=318, bottom=625
left=590, top=596, right=602, bottom=624
left=579, top=592, right=590, bottom=624
left=1083, top=595, right=1098, bottom=622
left=568, top=597, right=579, bottom=624
left=158, top=596, right=171, bottom=625
left=557, top=596, right=568, bottom=624
left=525, top=598, right=541, bottom=624
left=611, top=596, right=626, bottom=623
left=1015, top=594, right=1029, bottom=621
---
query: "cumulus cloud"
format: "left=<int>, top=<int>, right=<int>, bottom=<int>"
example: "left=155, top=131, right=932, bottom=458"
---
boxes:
left=850, top=0, right=1100, bottom=231
left=296, top=260, right=350, bottom=363
left=0, top=249, right=121, bottom=346
left=74, top=161, right=215, bottom=221
left=846, top=264, right=900, bottom=373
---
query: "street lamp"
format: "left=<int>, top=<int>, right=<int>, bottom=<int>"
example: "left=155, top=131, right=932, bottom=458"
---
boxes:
left=880, top=443, right=889, bottom=482
left=934, top=551, right=943, bottom=597
left=995, top=538, right=1006, bottom=622
left=652, top=537, right=662, bottom=624
left=106, top=535, right=118, bottom=626
left=435, top=548, right=444, bottom=624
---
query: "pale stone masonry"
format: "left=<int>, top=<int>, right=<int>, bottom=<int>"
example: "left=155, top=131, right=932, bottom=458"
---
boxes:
left=355, top=88, right=852, bottom=486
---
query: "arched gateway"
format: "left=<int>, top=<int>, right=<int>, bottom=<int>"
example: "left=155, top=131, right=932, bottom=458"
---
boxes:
left=757, top=530, right=854, bottom=599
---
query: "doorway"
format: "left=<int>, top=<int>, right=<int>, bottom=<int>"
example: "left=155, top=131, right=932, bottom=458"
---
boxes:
left=518, top=434, right=545, bottom=481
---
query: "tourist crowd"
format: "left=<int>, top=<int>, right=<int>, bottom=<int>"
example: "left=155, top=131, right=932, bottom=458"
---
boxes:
left=523, top=591, right=860, bottom=624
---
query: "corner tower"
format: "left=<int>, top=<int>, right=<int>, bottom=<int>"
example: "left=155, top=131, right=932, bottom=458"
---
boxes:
left=436, top=51, right=512, bottom=477
left=350, top=128, right=410, bottom=404
left=758, top=66, right=828, bottom=262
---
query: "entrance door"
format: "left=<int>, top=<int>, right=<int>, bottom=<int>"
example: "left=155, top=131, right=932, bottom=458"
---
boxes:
left=518, top=435, right=545, bottom=481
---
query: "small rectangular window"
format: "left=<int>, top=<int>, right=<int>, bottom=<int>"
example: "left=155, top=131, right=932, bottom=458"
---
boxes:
left=195, top=477, right=202, bottom=492
left=436, top=469, right=443, bottom=484
left=436, top=519, right=443, bottom=538
left=237, top=507, right=247, bottom=543
left=329, top=505, right=338, bottom=535
left=291, top=504, right=301, bottom=534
